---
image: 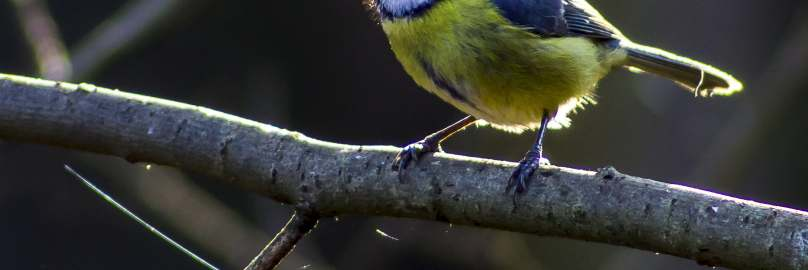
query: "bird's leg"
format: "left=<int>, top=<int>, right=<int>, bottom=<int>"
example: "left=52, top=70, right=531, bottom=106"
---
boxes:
left=392, top=115, right=477, bottom=171
left=508, top=110, right=551, bottom=193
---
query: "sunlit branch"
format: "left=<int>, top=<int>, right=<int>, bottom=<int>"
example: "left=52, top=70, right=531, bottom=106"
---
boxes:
left=1, top=73, right=807, bottom=270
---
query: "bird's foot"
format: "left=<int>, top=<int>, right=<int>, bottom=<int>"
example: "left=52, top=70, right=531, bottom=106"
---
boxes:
left=392, top=139, right=441, bottom=171
left=507, top=152, right=550, bottom=194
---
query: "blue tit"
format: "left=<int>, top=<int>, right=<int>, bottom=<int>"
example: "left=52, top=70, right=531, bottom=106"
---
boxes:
left=367, top=0, right=742, bottom=192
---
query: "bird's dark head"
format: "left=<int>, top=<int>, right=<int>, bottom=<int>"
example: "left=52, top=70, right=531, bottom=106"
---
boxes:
left=364, top=0, right=438, bottom=20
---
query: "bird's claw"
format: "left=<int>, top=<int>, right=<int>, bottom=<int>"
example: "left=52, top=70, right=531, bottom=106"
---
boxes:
left=507, top=154, right=549, bottom=194
left=392, top=140, right=439, bottom=171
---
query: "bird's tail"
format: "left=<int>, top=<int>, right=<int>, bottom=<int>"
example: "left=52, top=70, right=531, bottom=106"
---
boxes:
left=621, top=42, right=743, bottom=96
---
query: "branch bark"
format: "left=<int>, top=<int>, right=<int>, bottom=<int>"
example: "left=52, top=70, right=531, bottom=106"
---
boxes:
left=1, top=73, right=806, bottom=270
left=245, top=211, right=319, bottom=270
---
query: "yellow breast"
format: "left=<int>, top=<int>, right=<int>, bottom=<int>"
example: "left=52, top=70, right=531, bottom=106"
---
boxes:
left=381, top=0, right=625, bottom=132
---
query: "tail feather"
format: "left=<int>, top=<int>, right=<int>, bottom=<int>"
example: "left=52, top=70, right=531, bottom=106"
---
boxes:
left=622, top=42, right=743, bottom=96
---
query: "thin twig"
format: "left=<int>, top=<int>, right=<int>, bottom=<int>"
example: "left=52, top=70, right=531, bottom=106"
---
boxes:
left=9, top=0, right=71, bottom=80
left=690, top=2, right=808, bottom=185
left=64, top=165, right=220, bottom=270
left=127, top=165, right=277, bottom=268
left=245, top=211, right=319, bottom=270
left=1, top=73, right=807, bottom=269
left=69, top=0, right=200, bottom=80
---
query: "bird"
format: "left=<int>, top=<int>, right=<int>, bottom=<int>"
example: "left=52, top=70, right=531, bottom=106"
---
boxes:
left=366, top=0, right=743, bottom=193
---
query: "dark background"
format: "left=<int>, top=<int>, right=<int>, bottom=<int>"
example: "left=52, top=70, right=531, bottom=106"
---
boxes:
left=1, top=0, right=807, bottom=269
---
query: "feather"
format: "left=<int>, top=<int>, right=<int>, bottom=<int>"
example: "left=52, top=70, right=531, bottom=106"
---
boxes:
left=491, top=0, right=623, bottom=40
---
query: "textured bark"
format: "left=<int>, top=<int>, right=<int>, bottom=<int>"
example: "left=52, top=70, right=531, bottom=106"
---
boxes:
left=244, top=211, right=319, bottom=270
left=1, top=73, right=807, bottom=270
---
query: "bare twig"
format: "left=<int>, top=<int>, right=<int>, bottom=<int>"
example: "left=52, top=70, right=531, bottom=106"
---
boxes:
left=64, top=165, right=220, bottom=270
left=69, top=0, right=199, bottom=80
left=245, top=211, right=319, bottom=270
left=691, top=2, right=808, bottom=185
left=76, top=158, right=329, bottom=269
left=127, top=165, right=277, bottom=269
left=9, top=0, right=71, bottom=80
left=1, top=73, right=808, bottom=270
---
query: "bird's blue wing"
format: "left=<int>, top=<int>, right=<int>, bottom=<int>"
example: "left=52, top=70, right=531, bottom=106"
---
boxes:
left=491, top=0, right=568, bottom=36
left=491, top=0, right=621, bottom=39
left=563, top=0, right=621, bottom=39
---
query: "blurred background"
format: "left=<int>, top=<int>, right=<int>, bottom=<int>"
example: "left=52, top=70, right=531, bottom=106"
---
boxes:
left=1, top=0, right=806, bottom=269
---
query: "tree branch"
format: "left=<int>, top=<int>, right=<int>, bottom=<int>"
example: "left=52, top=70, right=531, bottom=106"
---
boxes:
left=9, top=0, right=71, bottom=80
left=69, top=0, right=200, bottom=80
left=0, top=73, right=806, bottom=270
left=245, top=211, right=319, bottom=270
